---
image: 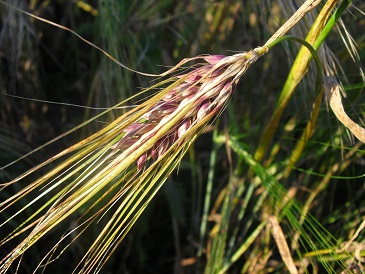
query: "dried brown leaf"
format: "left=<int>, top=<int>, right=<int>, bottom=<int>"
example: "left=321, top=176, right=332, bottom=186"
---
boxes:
left=325, top=77, right=365, bottom=143
left=269, top=216, right=298, bottom=274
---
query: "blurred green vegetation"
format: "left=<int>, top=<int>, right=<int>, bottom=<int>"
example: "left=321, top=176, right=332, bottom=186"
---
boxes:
left=1, top=0, right=365, bottom=273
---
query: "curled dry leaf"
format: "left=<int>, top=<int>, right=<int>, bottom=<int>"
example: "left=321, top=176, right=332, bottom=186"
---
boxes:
left=324, top=77, right=365, bottom=143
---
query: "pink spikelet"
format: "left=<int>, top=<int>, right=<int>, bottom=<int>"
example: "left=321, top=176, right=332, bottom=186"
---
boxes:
left=115, top=47, right=268, bottom=169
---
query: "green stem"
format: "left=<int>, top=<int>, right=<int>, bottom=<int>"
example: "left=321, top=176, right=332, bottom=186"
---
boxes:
left=198, top=128, right=220, bottom=257
left=267, top=36, right=323, bottom=88
left=313, top=0, right=352, bottom=50
left=253, top=0, right=351, bottom=164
